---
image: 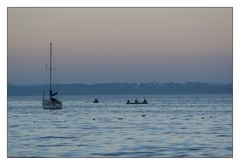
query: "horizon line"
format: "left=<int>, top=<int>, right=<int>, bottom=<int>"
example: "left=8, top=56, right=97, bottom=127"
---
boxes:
left=8, top=81, right=233, bottom=86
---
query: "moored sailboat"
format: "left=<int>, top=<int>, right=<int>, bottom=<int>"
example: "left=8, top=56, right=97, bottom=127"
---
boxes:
left=42, top=42, right=62, bottom=109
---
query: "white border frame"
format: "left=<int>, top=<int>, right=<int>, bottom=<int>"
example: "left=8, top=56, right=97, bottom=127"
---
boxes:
left=1, top=0, right=239, bottom=165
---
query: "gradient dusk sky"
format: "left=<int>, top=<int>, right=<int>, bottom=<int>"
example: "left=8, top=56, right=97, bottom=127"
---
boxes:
left=8, top=8, right=232, bottom=84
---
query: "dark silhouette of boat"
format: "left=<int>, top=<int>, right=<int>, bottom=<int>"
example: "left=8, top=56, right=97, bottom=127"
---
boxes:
left=126, top=99, right=148, bottom=104
left=42, top=43, right=62, bottom=109
left=93, top=98, right=99, bottom=103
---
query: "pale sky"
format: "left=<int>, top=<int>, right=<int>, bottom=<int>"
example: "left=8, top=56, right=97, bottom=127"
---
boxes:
left=8, top=8, right=232, bottom=84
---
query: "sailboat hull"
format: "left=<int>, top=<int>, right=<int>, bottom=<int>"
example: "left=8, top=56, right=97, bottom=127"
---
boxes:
left=42, top=100, right=62, bottom=109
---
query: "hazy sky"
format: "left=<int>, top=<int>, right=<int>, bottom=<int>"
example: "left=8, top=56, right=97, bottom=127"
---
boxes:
left=8, top=8, right=232, bottom=84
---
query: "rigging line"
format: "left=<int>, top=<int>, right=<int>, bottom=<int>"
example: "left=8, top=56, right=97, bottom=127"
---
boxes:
left=50, top=42, right=52, bottom=93
left=50, top=42, right=60, bottom=98
left=55, top=54, right=60, bottom=99
left=52, top=43, right=56, bottom=95
left=55, top=67, right=59, bottom=99
left=42, top=64, right=48, bottom=100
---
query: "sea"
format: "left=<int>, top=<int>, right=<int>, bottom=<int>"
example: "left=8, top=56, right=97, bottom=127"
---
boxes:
left=7, top=94, right=232, bottom=158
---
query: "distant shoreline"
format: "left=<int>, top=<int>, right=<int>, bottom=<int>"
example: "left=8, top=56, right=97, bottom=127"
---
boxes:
left=8, top=82, right=232, bottom=96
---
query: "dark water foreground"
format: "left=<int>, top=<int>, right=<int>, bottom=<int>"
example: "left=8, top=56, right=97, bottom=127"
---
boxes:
left=8, top=94, right=232, bottom=157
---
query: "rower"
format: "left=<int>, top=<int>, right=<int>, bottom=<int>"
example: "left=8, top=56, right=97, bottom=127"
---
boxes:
left=134, top=98, right=138, bottom=104
left=93, top=98, right=99, bottom=103
left=143, top=99, right=148, bottom=104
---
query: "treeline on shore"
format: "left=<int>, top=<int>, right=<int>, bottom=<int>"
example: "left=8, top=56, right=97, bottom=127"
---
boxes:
left=8, top=82, right=232, bottom=96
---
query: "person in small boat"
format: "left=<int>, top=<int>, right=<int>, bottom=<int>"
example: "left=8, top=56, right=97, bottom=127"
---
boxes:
left=50, top=97, right=61, bottom=103
left=50, top=97, right=57, bottom=102
left=93, top=98, right=99, bottom=103
left=126, top=99, right=130, bottom=104
left=143, top=99, right=148, bottom=104
left=135, top=98, right=138, bottom=104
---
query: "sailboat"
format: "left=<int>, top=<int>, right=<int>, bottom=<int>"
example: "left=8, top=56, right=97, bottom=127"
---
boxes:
left=42, top=42, right=63, bottom=109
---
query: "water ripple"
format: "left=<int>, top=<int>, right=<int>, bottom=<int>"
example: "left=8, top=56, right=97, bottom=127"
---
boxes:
left=8, top=94, right=232, bottom=157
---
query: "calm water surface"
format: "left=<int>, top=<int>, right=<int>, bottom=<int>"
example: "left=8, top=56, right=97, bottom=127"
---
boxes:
left=8, top=94, right=232, bottom=157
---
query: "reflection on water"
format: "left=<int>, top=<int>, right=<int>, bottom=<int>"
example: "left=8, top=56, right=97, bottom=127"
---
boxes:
left=8, top=94, right=232, bottom=157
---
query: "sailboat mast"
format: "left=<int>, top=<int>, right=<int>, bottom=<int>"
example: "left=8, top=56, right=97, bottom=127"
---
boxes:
left=50, top=42, right=52, bottom=97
